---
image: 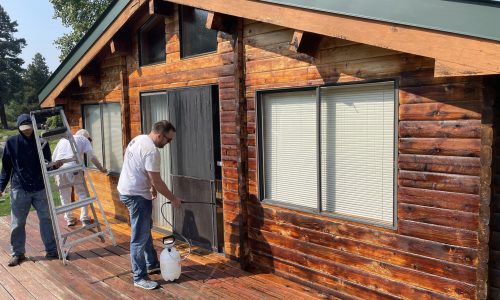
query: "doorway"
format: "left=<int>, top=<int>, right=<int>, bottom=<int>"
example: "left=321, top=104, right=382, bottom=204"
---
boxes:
left=141, top=85, right=223, bottom=252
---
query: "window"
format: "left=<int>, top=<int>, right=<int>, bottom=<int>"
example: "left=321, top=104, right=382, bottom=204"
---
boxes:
left=179, top=6, right=218, bottom=58
left=139, top=16, right=166, bottom=66
left=259, top=81, right=396, bottom=226
left=83, top=103, right=124, bottom=173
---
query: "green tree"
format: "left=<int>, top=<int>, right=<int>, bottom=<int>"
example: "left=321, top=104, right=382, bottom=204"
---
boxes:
left=50, top=0, right=112, bottom=61
left=6, top=53, right=51, bottom=120
left=0, top=5, right=26, bottom=129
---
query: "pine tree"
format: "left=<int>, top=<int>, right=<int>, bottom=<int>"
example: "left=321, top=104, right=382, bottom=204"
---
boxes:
left=0, top=4, right=26, bottom=129
left=7, top=53, right=51, bottom=120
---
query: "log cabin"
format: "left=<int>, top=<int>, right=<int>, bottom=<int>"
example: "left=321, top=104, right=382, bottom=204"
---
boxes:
left=37, top=0, right=500, bottom=298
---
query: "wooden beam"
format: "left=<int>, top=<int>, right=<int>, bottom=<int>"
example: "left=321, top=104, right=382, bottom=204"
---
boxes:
left=289, top=30, right=322, bottom=58
left=149, top=0, right=173, bottom=16
left=434, top=60, right=494, bottom=77
left=109, top=38, right=130, bottom=55
left=77, top=74, right=99, bottom=88
left=205, top=11, right=237, bottom=34
left=166, top=0, right=500, bottom=76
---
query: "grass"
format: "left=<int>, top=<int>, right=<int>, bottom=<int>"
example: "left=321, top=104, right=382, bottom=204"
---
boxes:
left=0, top=129, right=62, bottom=216
left=0, top=128, right=18, bottom=142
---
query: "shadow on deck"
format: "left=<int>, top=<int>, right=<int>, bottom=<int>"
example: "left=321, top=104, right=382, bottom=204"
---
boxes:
left=0, top=213, right=327, bottom=300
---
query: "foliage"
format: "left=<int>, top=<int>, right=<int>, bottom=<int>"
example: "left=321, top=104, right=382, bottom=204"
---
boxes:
left=0, top=5, right=26, bottom=129
left=6, top=53, right=50, bottom=121
left=45, top=115, right=62, bottom=129
left=50, top=0, right=112, bottom=61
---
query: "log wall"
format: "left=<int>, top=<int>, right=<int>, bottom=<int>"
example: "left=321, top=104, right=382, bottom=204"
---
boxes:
left=54, top=9, right=495, bottom=298
left=60, top=5, right=241, bottom=242
left=243, top=20, right=488, bottom=299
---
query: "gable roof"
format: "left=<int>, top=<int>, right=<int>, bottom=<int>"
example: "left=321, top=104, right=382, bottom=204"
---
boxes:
left=38, top=0, right=129, bottom=103
left=38, top=0, right=500, bottom=105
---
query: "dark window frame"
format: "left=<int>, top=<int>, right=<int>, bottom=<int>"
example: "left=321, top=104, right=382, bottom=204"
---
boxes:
left=255, top=79, right=399, bottom=229
left=138, top=15, right=166, bottom=67
left=179, top=5, right=218, bottom=59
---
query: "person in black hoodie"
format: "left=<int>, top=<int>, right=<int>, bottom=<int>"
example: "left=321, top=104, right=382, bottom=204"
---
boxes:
left=0, top=114, right=61, bottom=266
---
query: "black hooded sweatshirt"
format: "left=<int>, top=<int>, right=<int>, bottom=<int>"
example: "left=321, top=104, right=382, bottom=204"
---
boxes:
left=0, top=114, right=52, bottom=193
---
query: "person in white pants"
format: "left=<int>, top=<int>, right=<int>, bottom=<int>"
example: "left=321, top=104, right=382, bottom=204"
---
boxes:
left=52, top=129, right=107, bottom=227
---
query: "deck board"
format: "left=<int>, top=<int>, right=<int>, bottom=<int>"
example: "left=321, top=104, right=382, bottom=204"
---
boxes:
left=0, top=213, right=328, bottom=300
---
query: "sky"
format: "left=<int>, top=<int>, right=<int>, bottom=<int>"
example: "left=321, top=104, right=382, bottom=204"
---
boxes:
left=1, top=0, right=70, bottom=72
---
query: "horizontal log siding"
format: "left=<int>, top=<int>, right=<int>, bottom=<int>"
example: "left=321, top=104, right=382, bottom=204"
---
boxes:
left=61, top=53, right=125, bottom=222
left=244, top=22, right=484, bottom=299
left=61, top=5, right=240, bottom=252
left=488, top=78, right=500, bottom=299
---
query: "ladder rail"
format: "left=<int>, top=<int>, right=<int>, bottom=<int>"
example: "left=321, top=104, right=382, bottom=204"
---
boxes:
left=30, top=108, right=116, bottom=264
left=30, top=112, right=64, bottom=261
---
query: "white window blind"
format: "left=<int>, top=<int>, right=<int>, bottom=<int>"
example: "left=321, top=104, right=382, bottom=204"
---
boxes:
left=262, top=90, right=318, bottom=209
left=103, top=103, right=124, bottom=172
left=141, top=92, right=173, bottom=230
left=321, top=82, right=395, bottom=224
left=83, top=105, right=103, bottom=168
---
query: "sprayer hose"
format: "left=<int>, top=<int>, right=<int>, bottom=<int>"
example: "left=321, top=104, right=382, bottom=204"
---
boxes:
left=160, top=201, right=192, bottom=261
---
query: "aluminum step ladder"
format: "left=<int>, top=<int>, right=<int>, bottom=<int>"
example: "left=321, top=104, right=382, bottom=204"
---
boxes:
left=30, top=107, right=116, bottom=264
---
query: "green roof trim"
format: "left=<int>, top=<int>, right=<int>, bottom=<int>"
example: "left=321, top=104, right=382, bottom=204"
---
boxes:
left=38, top=0, right=130, bottom=103
left=261, top=0, right=500, bottom=42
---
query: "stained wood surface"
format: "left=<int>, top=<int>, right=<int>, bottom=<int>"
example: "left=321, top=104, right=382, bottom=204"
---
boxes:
left=52, top=8, right=489, bottom=299
left=243, top=21, right=484, bottom=299
left=0, top=214, right=327, bottom=300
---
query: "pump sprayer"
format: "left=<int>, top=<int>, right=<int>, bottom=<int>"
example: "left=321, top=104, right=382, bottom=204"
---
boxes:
left=159, top=201, right=191, bottom=281
left=159, top=199, right=217, bottom=281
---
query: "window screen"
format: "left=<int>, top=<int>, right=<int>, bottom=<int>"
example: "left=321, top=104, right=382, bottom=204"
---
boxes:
left=180, top=6, right=218, bottom=58
left=83, top=105, right=103, bottom=168
left=262, top=90, right=318, bottom=209
left=259, top=82, right=396, bottom=226
left=83, top=103, right=124, bottom=172
left=102, top=103, right=124, bottom=172
left=321, top=82, right=395, bottom=223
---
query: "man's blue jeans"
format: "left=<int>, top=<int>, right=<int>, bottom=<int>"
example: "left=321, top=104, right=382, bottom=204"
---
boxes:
left=10, top=188, right=57, bottom=256
left=120, top=194, right=159, bottom=282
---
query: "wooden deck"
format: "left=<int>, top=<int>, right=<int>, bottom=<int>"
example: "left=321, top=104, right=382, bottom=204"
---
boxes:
left=0, top=213, right=327, bottom=300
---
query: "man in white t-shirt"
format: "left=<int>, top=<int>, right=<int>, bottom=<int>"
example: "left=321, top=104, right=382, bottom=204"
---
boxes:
left=118, top=120, right=180, bottom=290
left=52, top=129, right=107, bottom=227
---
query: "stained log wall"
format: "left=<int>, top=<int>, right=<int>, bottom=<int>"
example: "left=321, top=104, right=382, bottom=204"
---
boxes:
left=59, top=5, right=241, bottom=248
left=51, top=7, right=495, bottom=299
left=488, top=77, right=500, bottom=299
left=243, top=20, right=489, bottom=299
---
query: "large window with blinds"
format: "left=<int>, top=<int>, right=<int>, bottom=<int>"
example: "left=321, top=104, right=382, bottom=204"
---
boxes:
left=258, top=81, right=396, bottom=226
left=83, top=103, right=124, bottom=173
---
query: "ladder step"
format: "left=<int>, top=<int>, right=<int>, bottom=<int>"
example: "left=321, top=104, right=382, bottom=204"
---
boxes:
left=63, top=232, right=105, bottom=249
left=60, top=223, right=98, bottom=240
left=41, top=127, right=68, bottom=139
left=47, top=164, right=84, bottom=176
left=55, top=197, right=96, bottom=215
left=46, top=157, right=77, bottom=169
left=41, top=132, right=69, bottom=141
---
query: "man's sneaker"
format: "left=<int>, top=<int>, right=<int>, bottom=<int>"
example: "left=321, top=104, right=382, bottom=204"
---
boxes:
left=81, top=219, right=93, bottom=227
left=8, top=254, right=26, bottom=267
left=134, top=279, right=159, bottom=290
left=45, top=252, right=59, bottom=260
left=67, top=219, right=76, bottom=227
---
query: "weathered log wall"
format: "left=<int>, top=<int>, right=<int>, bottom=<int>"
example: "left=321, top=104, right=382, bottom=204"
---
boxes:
left=244, top=20, right=487, bottom=299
